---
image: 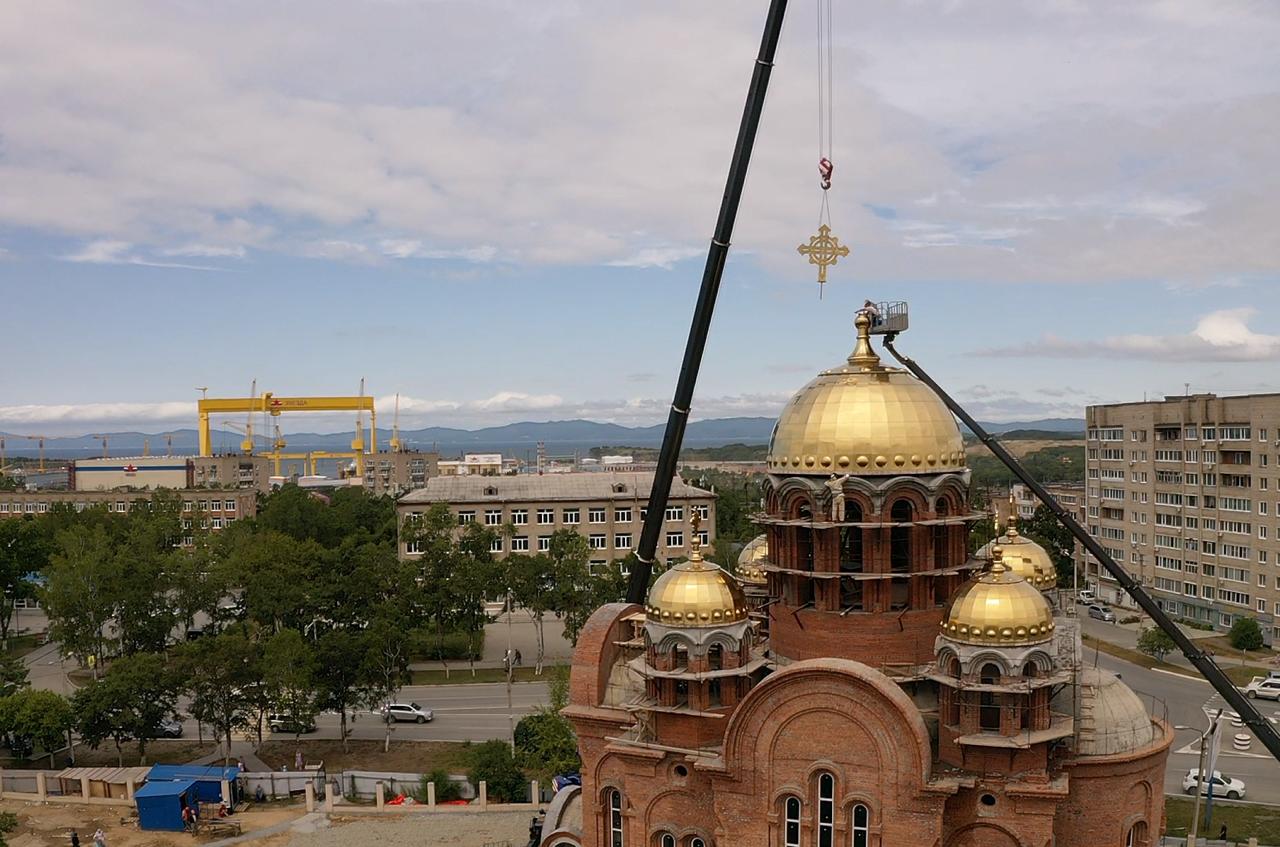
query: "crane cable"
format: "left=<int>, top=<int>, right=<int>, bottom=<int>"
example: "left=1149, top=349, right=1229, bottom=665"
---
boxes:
left=816, top=0, right=834, bottom=214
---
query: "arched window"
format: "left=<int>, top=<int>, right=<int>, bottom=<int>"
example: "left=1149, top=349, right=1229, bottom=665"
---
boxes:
left=816, top=772, right=835, bottom=847
left=889, top=500, right=912, bottom=610
left=659, top=834, right=675, bottom=847
left=1022, top=660, right=1039, bottom=679
left=608, top=789, right=624, bottom=847
left=1126, top=821, right=1147, bottom=847
left=689, top=839, right=706, bottom=847
left=850, top=804, right=870, bottom=847
left=708, top=643, right=724, bottom=671
left=979, top=662, right=1002, bottom=731
left=783, top=796, right=801, bottom=847
left=840, top=503, right=864, bottom=611
left=943, top=656, right=961, bottom=726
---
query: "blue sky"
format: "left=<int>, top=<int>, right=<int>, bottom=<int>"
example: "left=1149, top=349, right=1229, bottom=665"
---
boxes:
left=1, top=1, right=1278, bottom=436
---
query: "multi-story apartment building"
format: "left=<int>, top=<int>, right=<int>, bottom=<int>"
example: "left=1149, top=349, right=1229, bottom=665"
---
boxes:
left=396, top=471, right=716, bottom=572
left=1085, top=393, right=1280, bottom=643
left=190, top=449, right=439, bottom=495
left=0, top=489, right=257, bottom=544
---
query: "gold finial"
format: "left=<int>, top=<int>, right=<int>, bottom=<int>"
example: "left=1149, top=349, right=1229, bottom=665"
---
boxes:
left=1007, top=492, right=1019, bottom=536
left=990, top=543, right=1004, bottom=564
left=991, top=560, right=1007, bottom=575
left=848, top=313, right=881, bottom=369
left=688, top=512, right=704, bottom=564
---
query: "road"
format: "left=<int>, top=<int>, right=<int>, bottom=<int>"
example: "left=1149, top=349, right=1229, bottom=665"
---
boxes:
left=170, top=681, right=551, bottom=746
left=1084, top=646, right=1280, bottom=804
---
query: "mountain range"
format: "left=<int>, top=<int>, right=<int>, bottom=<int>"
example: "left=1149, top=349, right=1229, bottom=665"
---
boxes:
left=2, top=416, right=1084, bottom=460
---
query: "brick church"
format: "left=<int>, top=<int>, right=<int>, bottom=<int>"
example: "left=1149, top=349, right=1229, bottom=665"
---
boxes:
left=537, top=313, right=1171, bottom=847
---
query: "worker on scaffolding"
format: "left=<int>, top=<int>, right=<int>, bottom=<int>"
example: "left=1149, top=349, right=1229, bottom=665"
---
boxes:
left=859, top=299, right=882, bottom=328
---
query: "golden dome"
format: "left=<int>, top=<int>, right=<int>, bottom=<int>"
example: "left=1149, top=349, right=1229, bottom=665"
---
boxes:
left=736, top=535, right=769, bottom=585
left=941, top=561, right=1055, bottom=646
left=647, top=529, right=748, bottom=627
left=978, top=528, right=1058, bottom=590
left=766, top=314, right=965, bottom=475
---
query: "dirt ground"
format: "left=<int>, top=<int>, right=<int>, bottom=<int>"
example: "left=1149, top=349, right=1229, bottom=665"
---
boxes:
left=0, top=799, right=308, bottom=847
left=255, top=741, right=471, bottom=774
left=285, top=813, right=535, bottom=847
left=965, top=439, right=1078, bottom=459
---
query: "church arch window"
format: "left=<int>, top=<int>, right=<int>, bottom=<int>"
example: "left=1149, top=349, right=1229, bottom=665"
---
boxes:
left=656, top=834, right=675, bottom=847
left=816, top=772, right=835, bottom=847
left=708, top=643, right=724, bottom=671
left=979, top=662, right=1002, bottom=731
left=608, top=789, right=624, bottom=847
left=688, top=839, right=706, bottom=847
left=889, top=500, right=913, bottom=570
left=1126, top=821, right=1147, bottom=847
left=782, top=795, right=801, bottom=847
left=849, top=803, right=870, bottom=847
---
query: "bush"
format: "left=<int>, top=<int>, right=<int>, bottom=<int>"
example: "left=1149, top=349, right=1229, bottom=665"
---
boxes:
left=1176, top=617, right=1215, bottom=632
left=468, top=739, right=526, bottom=803
left=1119, top=615, right=1142, bottom=625
left=413, top=630, right=484, bottom=661
left=1229, top=617, right=1264, bottom=651
left=419, top=768, right=462, bottom=803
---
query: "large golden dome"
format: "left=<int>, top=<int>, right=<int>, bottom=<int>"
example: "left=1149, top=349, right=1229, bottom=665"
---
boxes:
left=736, top=535, right=768, bottom=585
left=941, top=562, right=1055, bottom=646
left=647, top=541, right=748, bottom=627
left=766, top=314, right=964, bottom=475
left=978, top=529, right=1058, bottom=590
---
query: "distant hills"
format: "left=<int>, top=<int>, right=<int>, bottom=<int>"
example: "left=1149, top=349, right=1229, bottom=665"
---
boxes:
left=2, top=416, right=1084, bottom=460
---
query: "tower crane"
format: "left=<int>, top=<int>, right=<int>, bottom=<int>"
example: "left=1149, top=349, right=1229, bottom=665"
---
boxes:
left=241, top=380, right=257, bottom=455
left=19, top=436, right=49, bottom=473
left=90, top=434, right=109, bottom=458
left=350, top=378, right=367, bottom=476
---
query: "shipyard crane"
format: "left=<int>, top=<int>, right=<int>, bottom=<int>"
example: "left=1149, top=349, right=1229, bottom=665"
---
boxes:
left=17, top=435, right=49, bottom=473
left=89, top=434, right=109, bottom=458
left=389, top=393, right=403, bottom=453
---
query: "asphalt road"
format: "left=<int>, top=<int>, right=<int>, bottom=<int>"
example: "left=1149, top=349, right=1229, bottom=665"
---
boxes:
left=1085, top=647, right=1280, bottom=804
left=173, top=681, right=552, bottom=745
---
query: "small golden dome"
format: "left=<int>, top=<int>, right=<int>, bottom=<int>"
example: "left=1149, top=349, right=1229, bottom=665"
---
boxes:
left=978, top=527, right=1058, bottom=590
left=941, top=561, right=1055, bottom=646
left=767, top=314, right=964, bottom=476
left=736, top=535, right=768, bottom=585
left=647, top=521, right=748, bottom=627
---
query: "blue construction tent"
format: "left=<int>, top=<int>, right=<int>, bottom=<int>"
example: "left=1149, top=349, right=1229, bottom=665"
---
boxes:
left=134, top=779, right=197, bottom=831
left=145, top=764, right=241, bottom=805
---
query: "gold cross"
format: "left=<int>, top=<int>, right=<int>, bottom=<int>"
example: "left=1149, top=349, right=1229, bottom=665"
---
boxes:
left=797, top=224, right=850, bottom=284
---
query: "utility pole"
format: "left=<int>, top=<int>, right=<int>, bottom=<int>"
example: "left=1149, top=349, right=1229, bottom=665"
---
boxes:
left=1187, top=710, right=1222, bottom=845
left=506, top=587, right=515, bottom=747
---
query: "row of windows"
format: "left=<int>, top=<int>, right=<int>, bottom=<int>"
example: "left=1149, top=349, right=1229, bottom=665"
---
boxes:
left=458, top=504, right=709, bottom=526
left=1090, top=424, right=1259, bottom=442
left=0, top=499, right=237, bottom=514
left=476, top=531, right=706, bottom=554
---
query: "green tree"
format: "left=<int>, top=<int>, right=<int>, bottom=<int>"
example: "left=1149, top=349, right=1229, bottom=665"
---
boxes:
left=175, top=630, right=259, bottom=762
left=0, top=810, right=18, bottom=847
left=43, top=525, right=116, bottom=674
left=1136, top=626, right=1176, bottom=662
left=228, top=530, right=326, bottom=633
left=0, top=689, right=74, bottom=767
left=451, top=522, right=501, bottom=676
left=0, top=655, right=28, bottom=695
left=1229, top=616, right=1264, bottom=651
left=361, top=616, right=413, bottom=752
left=514, top=667, right=579, bottom=780
left=405, top=504, right=462, bottom=674
left=468, top=739, right=526, bottom=803
left=263, top=629, right=319, bottom=747
left=0, top=520, right=48, bottom=643
left=314, top=628, right=367, bottom=753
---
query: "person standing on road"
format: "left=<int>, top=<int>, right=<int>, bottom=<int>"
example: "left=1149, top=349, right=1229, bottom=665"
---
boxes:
left=92, top=828, right=106, bottom=847
left=70, top=830, right=80, bottom=847
left=1220, top=822, right=1229, bottom=843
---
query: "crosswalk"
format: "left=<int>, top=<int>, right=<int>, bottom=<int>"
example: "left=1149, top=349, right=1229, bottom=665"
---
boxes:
left=1175, top=692, right=1280, bottom=760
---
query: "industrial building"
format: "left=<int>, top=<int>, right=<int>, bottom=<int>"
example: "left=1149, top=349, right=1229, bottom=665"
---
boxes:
left=396, top=471, right=716, bottom=569
left=0, top=489, right=257, bottom=540
left=1085, top=392, right=1280, bottom=641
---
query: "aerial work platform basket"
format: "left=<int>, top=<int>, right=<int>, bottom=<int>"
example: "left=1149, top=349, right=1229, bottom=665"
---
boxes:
left=865, top=301, right=909, bottom=335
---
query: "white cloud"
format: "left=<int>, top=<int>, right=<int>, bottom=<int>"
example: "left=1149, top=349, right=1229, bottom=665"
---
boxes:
left=975, top=307, right=1280, bottom=362
left=0, top=1, right=1274, bottom=285
left=159, top=244, right=246, bottom=258
left=61, top=239, right=220, bottom=270
left=0, top=401, right=193, bottom=427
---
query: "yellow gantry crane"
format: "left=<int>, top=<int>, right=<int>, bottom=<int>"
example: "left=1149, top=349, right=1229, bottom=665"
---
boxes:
left=197, top=386, right=378, bottom=476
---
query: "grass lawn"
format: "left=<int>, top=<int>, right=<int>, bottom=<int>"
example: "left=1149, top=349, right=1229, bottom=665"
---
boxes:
left=1165, top=796, right=1280, bottom=843
left=2, top=634, right=42, bottom=658
left=256, top=739, right=472, bottom=774
left=410, top=666, right=562, bottom=685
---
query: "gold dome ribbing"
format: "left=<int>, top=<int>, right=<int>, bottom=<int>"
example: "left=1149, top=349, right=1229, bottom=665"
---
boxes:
left=766, top=314, right=965, bottom=475
left=647, top=522, right=748, bottom=627
left=941, top=562, right=1055, bottom=646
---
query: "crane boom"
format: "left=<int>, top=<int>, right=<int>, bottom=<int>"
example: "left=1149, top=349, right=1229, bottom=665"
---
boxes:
left=880, top=330, right=1280, bottom=764
left=197, top=394, right=377, bottom=457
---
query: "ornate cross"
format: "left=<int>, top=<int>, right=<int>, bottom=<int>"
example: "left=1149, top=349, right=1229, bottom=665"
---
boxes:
left=797, top=224, right=850, bottom=285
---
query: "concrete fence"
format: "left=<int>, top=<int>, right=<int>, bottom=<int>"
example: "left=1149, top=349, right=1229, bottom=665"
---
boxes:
left=297, top=774, right=545, bottom=816
left=0, top=769, right=136, bottom=807
left=239, top=770, right=325, bottom=801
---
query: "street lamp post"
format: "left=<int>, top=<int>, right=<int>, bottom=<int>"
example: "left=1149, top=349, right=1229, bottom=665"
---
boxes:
left=1176, top=709, right=1223, bottom=846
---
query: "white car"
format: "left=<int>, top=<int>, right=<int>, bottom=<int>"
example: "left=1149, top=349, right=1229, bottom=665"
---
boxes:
left=1244, top=675, right=1280, bottom=700
left=1182, top=769, right=1246, bottom=800
left=381, top=702, right=434, bottom=723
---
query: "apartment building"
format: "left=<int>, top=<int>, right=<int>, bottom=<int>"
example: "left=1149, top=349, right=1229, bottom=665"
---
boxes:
left=1084, top=393, right=1280, bottom=642
left=0, top=489, right=257, bottom=544
left=191, top=449, right=439, bottom=495
left=396, top=471, right=716, bottom=572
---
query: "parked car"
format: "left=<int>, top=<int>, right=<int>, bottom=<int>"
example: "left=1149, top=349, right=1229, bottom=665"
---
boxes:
left=158, top=717, right=184, bottom=738
left=1087, top=604, right=1115, bottom=622
left=381, top=702, right=433, bottom=723
left=1243, top=675, right=1280, bottom=700
left=1076, top=589, right=1097, bottom=605
left=267, top=713, right=318, bottom=734
left=1182, top=769, right=1246, bottom=800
